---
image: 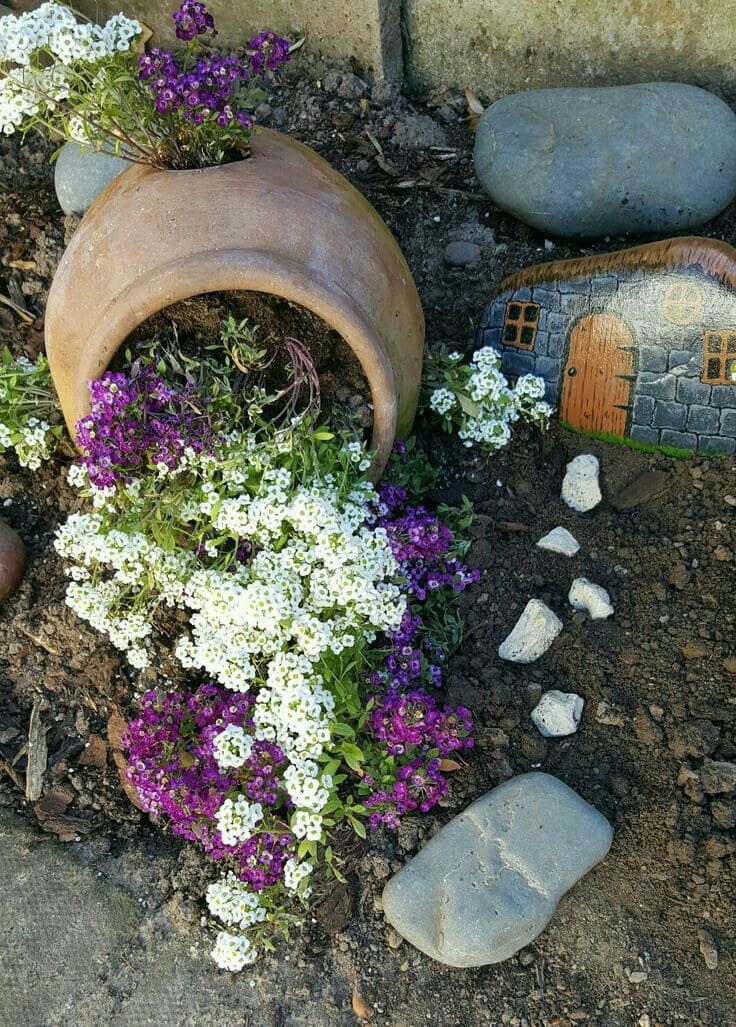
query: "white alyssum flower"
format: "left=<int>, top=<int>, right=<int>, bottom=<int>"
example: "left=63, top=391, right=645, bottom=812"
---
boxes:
left=55, top=445, right=409, bottom=969
left=213, top=724, right=254, bottom=770
left=429, top=346, right=552, bottom=454
left=429, top=387, right=456, bottom=416
left=206, top=874, right=267, bottom=929
left=0, top=4, right=140, bottom=135
left=211, top=931, right=257, bottom=972
left=283, top=858, right=313, bottom=893
left=214, top=796, right=263, bottom=847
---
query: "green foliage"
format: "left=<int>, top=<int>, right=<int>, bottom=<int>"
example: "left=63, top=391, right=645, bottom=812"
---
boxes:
left=0, top=348, right=64, bottom=468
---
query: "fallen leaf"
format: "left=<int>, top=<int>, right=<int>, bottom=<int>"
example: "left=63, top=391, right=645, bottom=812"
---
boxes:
left=25, top=704, right=48, bottom=802
left=8, top=259, right=37, bottom=271
left=34, top=784, right=90, bottom=841
left=419, top=165, right=446, bottom=184
left=113, top=750, right=146, bottom=811
left=0, top=756, right=24, bottom=791
left=610, top=470, right=671, bottom=510
left=464, top=88, right=484, bottom=131
left=0, top=293, right=33, bottom=324
left=107, top=706, right=146, bottom=810
left=426, top=87, right=454, bottom=109
left=36, top=812, right=90, bottom=841
left=34, top=783, right=74, bottom=819
left=497, top=521, right=530, bottom=533
left=106, top=705, right=128, bottom=751
left=438, top=758, right=462, bottom=772
left=352, top=987, right=374, bottom=1021
left=364, top=129, right=399, bottom=177
left=134, top=21, right=153, bottom=55
left=312, top=880, right=352, bottom=934
left=78, top=733, right=108, bottom=769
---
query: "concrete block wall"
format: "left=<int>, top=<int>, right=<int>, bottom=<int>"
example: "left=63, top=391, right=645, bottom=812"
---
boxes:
left=13, top=1, right=736, bottom=99
left=14, top=0, right=403, bottom=80
left=403, top=0, right=736, bottom=102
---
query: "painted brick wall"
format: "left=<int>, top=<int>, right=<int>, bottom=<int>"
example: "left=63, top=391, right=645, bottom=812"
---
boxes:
left=477, top=268, right=736, bottom=456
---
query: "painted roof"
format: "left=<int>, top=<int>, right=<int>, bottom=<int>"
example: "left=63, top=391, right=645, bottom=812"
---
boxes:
left=497, top=237, right=736, bottom=296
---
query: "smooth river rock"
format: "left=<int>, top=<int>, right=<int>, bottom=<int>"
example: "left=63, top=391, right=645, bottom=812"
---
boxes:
left=382, top=772, right=613, bottom=967
left=0, top=520, right=25, bottom=604
left=474, top=83, right=736, bottom=238
left=54, top=142, right=129, bottom=216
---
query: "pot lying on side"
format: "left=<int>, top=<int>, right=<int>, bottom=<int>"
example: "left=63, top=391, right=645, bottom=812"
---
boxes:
left=45, top=129, right=425, bottom=480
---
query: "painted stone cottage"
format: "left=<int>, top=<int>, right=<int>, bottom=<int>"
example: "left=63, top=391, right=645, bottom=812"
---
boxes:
left=476, top=238, right=736, bottom=456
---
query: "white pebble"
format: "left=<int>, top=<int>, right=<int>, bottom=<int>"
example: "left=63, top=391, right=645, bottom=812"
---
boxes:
left=561, top=454, right=601, bottom=513
left=498, top=599, right=563, bottom=663
left=536, top=526, right=580, bottom=557
left=531, top=690, right=584, bottom=737
left=569, top=577, right=614, bottom=619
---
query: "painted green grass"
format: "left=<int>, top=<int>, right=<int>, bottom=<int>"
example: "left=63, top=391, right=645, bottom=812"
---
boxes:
left=559, top=420, right=693, bottom=459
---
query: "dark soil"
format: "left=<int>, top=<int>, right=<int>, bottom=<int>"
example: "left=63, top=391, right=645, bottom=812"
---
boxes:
left=1, top=56, right=735, bottom=1027
left=127, top=290, right=372, bottom=430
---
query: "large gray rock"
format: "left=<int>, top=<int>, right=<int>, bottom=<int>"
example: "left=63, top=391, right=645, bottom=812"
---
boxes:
left=54, top=142, right=129, bottom=216
left=382, top=773, right=613, bottom=967
left=474, top=83, right=736, bottom=237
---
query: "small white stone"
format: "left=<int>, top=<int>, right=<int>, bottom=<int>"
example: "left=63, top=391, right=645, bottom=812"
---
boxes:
left=536, top=526, right=580, bottom=557
left=561, top=454, right=602, bottom=513
left=498, top=599, right=563, bottom=663
left=531, top=690, right=584, bottom=737
left=569, top=577, right=614, bottom=619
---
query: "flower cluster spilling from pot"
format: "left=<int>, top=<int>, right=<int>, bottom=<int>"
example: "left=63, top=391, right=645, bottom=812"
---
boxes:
left=0, top=2, right=553, bottom=972
left=0, top=0, right=289, bottom=168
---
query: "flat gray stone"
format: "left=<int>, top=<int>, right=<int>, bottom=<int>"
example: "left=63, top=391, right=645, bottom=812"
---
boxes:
left=444, top=240, right=481, bottom=267
left=474, top=83, right=736, bottom=237
left=54, top=142, right=129, bottom=216
left=0, top=808, right=142, bottom=1024
left=382, top=773, right=613, bottom=967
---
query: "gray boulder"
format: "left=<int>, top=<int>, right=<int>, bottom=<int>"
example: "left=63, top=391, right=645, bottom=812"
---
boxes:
left=54, top=141, right=129, bottom=216
left=382, top=772, right=613, bottom=967
left=474, top=83, right=736, bottom=237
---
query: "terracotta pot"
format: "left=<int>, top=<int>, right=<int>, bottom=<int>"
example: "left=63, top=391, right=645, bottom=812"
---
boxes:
left=0, top=520, right=25, bottom=605
left=45, top=130, right=425, bottom=479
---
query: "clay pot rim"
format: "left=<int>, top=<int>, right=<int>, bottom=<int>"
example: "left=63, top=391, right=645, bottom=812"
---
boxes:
left=48, top=130, right=424, bottom=483
left=81, top=241, right=397, bottom=477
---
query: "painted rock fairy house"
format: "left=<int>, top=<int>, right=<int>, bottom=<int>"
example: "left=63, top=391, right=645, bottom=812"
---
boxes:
left=476, top=238, right=736, bottom=456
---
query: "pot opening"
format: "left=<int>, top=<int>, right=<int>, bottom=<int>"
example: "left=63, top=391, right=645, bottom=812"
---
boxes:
left=116, top=290, right=373, bottom=439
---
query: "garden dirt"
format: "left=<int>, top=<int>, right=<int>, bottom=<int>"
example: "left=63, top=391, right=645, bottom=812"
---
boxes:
left=0, top=57, right=734, bottom=1027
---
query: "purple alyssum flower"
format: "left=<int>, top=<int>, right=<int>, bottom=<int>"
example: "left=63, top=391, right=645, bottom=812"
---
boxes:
left=368, top=688, right=474, bottom=758
left=173, top=1, right=215, bottom=41
left=365, top=757, right=449, bottom=830
left=124, top=684, right=296, bottom=889
left=75, top=365, right=215, bottom=488
left=247, top=31, right=291, bottom=75
left=137, top=6, right=288, bottom=136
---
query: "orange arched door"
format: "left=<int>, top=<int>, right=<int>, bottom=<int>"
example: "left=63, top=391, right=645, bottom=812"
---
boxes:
left=560, top=314, right=635, bottom=437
